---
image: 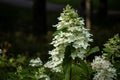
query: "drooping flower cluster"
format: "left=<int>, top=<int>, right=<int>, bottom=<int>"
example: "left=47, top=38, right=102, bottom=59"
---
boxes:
left=91, top=56, right=116, bottom=80
left=44, top=5, right=93, bottom=72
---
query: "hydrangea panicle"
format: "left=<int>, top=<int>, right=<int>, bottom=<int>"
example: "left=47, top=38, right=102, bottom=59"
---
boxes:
left=44, top=5, right=93, bottom=72
left=91, top=56, right=116, bottom=80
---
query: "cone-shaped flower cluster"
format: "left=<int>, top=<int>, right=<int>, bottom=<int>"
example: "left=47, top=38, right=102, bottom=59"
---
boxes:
left=44, top=5, right=93, bottom=72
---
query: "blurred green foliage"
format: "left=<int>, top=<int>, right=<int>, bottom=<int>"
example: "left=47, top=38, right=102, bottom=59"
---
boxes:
left=103, top=34, right=120, bottom=79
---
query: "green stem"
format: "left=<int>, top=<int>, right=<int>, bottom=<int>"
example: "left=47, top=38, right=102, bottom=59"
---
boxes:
left=63, top=45, right=72, bottom=80
left=70, top=65, right=72, bottom=80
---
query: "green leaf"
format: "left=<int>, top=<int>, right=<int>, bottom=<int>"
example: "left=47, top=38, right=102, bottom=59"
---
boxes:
left=87, top=46, right=99, bottom=57
left=72, top=64, right=82, bottom=80
left=63, top=60, right=72, bottom=80
left=74, top=59, right=93, bottom=80
left=103, top=48, right=112, bottom=53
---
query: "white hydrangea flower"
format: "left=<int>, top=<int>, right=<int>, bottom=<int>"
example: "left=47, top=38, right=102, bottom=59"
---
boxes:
left=91, top=56, right=116, bottom=80
left=45, top=5, right=93, bottom=72
left=44, top=57, right=63, bottom=72
left=38, top=74, right=50, bottom=80
left=44, top=47, right=65, bottom=72
left=29, top=57, right=43, bottom=67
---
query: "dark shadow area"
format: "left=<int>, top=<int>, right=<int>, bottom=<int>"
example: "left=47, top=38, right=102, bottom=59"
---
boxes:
left=0, top=2, right=49, bottom=61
